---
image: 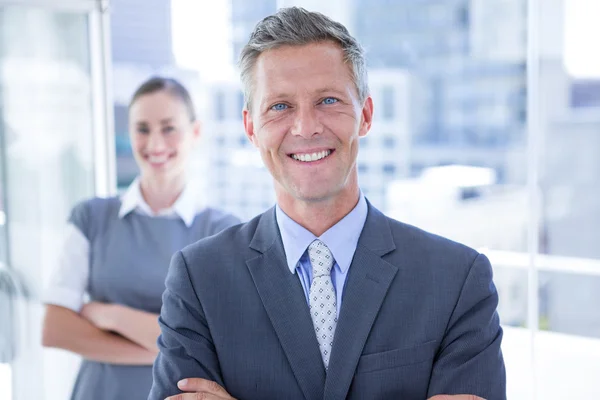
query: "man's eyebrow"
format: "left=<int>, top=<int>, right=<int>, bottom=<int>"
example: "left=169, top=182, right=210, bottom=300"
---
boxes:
left=262, top=92, right=294, bottom=102
left=262, top=88, right=347, bottom=104
left=315, top=87, right=347, bottom=96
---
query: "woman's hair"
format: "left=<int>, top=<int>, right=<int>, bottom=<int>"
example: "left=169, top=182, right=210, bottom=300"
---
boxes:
left=129, top=76, right=196, bottom=121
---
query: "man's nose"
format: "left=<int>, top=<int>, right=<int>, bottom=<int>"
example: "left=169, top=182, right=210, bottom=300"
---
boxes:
left=290, top=106, right=324, bottom=139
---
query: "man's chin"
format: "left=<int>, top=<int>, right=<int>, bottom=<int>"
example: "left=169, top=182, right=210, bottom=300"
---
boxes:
left=274, top=178, right=343, bottom=203
left=292, top=187, right=338, bottom=204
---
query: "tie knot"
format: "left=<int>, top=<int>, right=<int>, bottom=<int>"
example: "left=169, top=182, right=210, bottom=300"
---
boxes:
left=307, top=239, right=334, bottom=277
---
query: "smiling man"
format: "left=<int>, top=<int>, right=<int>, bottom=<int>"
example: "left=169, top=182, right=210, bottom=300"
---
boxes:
left=148, top=7, right=506, bottom=400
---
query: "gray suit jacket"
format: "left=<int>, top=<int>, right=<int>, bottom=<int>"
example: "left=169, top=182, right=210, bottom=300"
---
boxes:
left=149, top=202, right=506, bottom=400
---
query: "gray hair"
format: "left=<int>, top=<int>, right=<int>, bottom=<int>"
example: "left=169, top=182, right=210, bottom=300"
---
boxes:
left=238, top=7, right=369, bottom=111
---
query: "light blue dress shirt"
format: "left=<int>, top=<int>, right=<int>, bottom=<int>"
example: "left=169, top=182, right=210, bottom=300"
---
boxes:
left=275, top=194, right=368, bottom=314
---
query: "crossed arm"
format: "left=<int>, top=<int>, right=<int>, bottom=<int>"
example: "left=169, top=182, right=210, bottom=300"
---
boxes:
left=42, top=219, right=162, bottom=365
left=165, top=378, right=484, bottom=400
left=42, top=302, right=160, bottom=365
left=151, top=249, right=504, bottom=399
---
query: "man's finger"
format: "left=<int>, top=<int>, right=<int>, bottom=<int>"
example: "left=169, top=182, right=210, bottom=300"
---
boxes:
left=177, top=378, right=233, bottom=397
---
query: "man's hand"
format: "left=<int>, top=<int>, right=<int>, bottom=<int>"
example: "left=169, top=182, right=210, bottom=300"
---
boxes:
left=162, top=380, right=483, bottom=400
left=165, top=378, right=236, bottom=400
left=80, top=301, right=119, bottom=331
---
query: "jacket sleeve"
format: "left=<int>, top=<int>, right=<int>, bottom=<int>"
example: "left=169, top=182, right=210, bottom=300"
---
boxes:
left=427, top=253, right=507, bottom=400
left=148, top=250, right=224, bottom=400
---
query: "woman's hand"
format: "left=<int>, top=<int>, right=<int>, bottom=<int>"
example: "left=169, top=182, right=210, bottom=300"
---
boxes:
left=81, top=301, right=160, bottom=352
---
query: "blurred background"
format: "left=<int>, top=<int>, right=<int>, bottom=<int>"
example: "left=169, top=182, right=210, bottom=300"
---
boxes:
left=0, top=0, right=599, bottom=398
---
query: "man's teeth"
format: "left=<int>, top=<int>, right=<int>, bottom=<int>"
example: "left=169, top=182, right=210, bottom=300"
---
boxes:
left=291, top=150, right=331, bottom=162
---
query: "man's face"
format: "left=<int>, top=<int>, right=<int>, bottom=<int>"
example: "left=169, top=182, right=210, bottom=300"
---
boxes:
left=243, top=41, right=373, bottom=204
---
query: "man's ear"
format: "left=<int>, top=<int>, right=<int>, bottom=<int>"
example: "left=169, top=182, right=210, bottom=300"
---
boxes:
left=243, top=109, right=259, bottom=148
left=358, top=96, right=374, bottom=138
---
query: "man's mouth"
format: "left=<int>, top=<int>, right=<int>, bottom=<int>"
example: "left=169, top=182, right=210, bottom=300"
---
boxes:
left=290, top=150, right=332, bottom=163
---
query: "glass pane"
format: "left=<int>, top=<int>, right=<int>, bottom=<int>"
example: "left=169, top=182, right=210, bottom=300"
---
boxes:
left=0, top=92, right=10, bottom=400
left=536, top=0, right=600, bottom=397
left=206, top=0, right=530, bottom=243
left=0, top=5, right=95, bottom=400
left=535, top=292, right=600, bottom=400
left=538, top=0, right=600, bottom=336
left=487, top=253, right=531, bottom=399
left=502, top=326, right=534, bottom=400
left=0, top=147, right=6, bottom=266
left=0, top=364, right=11, bottom=400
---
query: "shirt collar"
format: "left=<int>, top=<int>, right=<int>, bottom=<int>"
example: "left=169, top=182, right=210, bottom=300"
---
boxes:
left=118, top=177, right=203, bottom=227
left=275, top=193, right=368, bottom=275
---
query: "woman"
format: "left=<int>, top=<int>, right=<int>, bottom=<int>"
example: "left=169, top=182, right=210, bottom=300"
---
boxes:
left=41, top=77, right=239, bottom=400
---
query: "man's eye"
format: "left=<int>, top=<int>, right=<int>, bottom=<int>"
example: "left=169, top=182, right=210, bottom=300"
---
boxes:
left=271, top=103, right=288, bottom=111
left=322, top=97, right=339, bottom=105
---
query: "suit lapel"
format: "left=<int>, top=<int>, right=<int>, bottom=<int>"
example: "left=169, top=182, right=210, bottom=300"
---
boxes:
left=246, top=209, right=325, bottom=400
left=324, top=204, right=398, bottom=400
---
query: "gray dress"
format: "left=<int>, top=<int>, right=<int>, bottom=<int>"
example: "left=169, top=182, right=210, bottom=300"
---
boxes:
left=67, top=197, right=239, bottom=400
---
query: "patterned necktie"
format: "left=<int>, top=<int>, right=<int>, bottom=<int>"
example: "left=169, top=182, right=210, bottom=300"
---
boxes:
left=307, top=239, right=337, bottom=369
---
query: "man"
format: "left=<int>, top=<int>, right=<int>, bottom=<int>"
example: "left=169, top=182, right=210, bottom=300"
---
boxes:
left=149, top=7, right=505, bottom=400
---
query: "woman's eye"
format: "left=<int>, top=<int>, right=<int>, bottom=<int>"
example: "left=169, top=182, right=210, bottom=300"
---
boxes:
left=322, top=97, right=338, bottom=105
left=271, top=103, right=288, bottom=111
left=137, top=128, right=149, bottom=134
left=163, top=126, right=175, bottom=133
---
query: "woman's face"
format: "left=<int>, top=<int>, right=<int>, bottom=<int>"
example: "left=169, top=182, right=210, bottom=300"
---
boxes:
left=128, top=90, right=200, bottom=183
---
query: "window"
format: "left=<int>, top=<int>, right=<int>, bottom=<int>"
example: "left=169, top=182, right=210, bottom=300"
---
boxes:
left=214, top=90, right=226, bottom=120
left=238, top=91, right=246, bottom=115
left=381, top=86, right=395, bottom=120
left=107, top=1, right=600, bottom=398
left=383, top=136, right=396, bottom=148
left=1, top=4, right=99, bottom=398
left=456, top=5, right=469, bottom=27
left=383, top=164, right=396, bottom=175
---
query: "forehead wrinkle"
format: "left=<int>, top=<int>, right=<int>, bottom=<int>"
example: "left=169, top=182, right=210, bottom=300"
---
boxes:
left=251, top=42, right=357, bottom=111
